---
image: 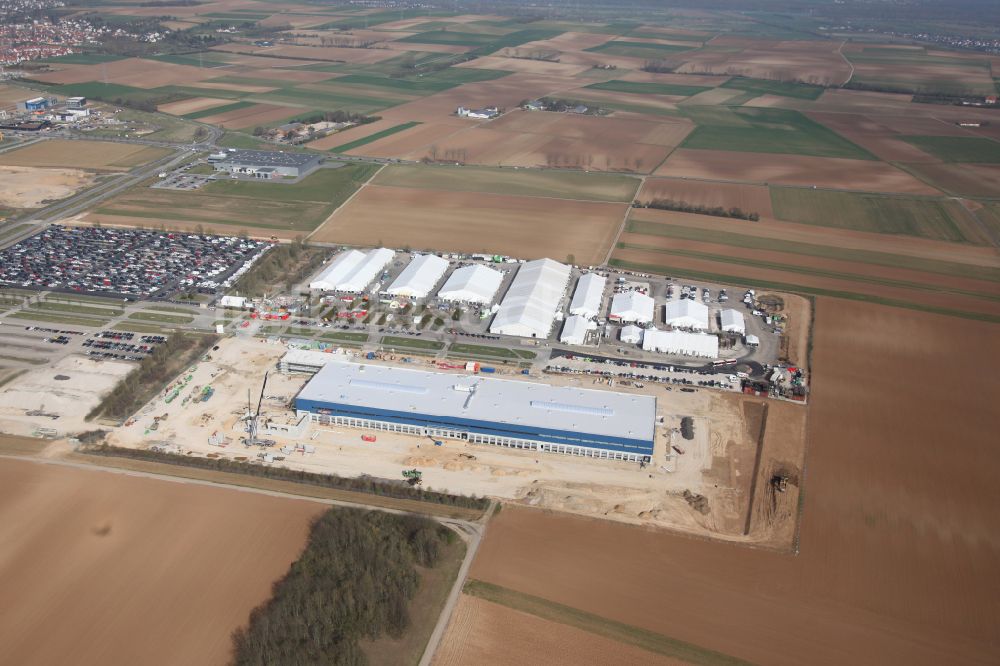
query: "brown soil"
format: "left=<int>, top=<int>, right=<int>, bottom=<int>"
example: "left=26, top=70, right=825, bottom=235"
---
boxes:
left=76, top=214, right=304, bottom=240
left=638, top=178, right=774, bottom=216
left=0, top=458, right=323, bottom=666
left=902, top=162, right=1000, bottom=198
left=655, top=148, right=941, bottom=194
left=471, top=298, right=1000, bottom=665
left=0, top=140, right=169, bottom=171
left=33, top=57, right=218, bottom=88
left=157, top=96, right=232, bottom=115
left=674, top=38, right=851, bottom=86
left=312, top=184, right=626, bottom=265
left=0, top=165, right=94, bottom=207
left=197, top=103, right=300, bottom=129
left=806, top=112, right=943, bottom=163
left=434, top=594, right=683, bottom=666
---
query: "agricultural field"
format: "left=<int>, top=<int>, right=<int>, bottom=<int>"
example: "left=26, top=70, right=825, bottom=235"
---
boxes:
left=467, top=298, right=1000, bottom=666
left=0, top=140, right=170, bottom=171
left=86, top=163, right=378, bottom=237
left=900, top=136, right=1000, bottom=163
left=613, top=208, right=1000, bottom=320
left=0, top=459, right=322, bottom=666
left=842, top=44, right=999, bottom=96
left=312, top=185, right=627, bottom=265
left=672, top=37, right=852, bottom=86
left=373, top=164, right=641, bottom=202
left=0, top=166, right=95, bottom=210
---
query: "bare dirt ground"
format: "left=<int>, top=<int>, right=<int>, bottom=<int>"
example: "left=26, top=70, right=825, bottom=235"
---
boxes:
left=0, top=457, right=322, bottom=666
left=638, top=177, right=774, bottom=216
left=76, top=213, right=305, bottom=240
left=903, top=162, right=1000, bottom=198
left=434, top=594, right=682, bottom=666
left=675, top=37, right=851, bottom=85
left=0, top=83, right=39, bottom=108
left=0, top=140, right=170, bottom=171
left=312, top=184, right=626, bottom=265
left=196, top=103, right=300, bottom=129
left=157, top=96, right=232, bottom=115
left=0, top=165, right=94, bottom=208
left=183, top=80, right=278, bottom=94
left=805, top=112, right=943, bottom=163
left=467, top=298, right=1000, bottom=666
left=654, top=148, right=940, bottom=194
left=456, top=55, right=591, bottom=77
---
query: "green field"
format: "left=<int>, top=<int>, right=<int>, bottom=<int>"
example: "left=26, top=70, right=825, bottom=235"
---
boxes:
left=626, top=216, right=1000, bottom=282
left=448, top=343, right=536, bottom=359
left=181, top=100, right=255, bottom=120
left=332, top=68, right=511, bottom=95
left=37, top=53, right=126, bottom=65
left=373, top=164, right=640, bottom=202
left=770, top=188, right=976, bottom=242
left=316, top=8, right=456, bottom=30
left=30, top=302, right=122, bottom=317
left=900, top=136, right=1000, bottom=163
left=381, top=335, right=445, bottom=350
left=112, top=322, right=167, bottom=333
left=321, top=331, right=369, bottom=343
left=329, top=122, right=421, bottom=153
left=398, top=30, right=501, bottom=47
left=129, top=311, right=195, bottom=324
left=719, top=77, right=825, bottom=100
left=8, top=311, right=109, bottom=327
left=680, top=107, right=875, bottom=159
left=583, top=80, right=711, bottom=97
left=95, top=163, right=379, bottom=232
left=584, top=40, right=695, bottom=58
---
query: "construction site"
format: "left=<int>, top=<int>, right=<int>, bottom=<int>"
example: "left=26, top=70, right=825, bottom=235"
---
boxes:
left=99, top=335, right=806, bottom=547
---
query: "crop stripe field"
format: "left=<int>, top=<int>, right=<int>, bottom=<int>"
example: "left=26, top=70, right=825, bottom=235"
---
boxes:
left=462, top=580, right=751, bottom=666
left=328, top=122, right=421, bottom=153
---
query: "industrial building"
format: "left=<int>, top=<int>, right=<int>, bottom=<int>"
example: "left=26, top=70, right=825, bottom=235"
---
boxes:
left=436, top=264, right=503, bottom=304
left=559, top=315, right=595, bottom=345
left=66, top=96, right=87, bottom=108
left=663, top=299, right=709, bottom=331
left=568, top=273, right=606, bottom=319
left=720, top=309, right=746, bottom=335
left=210, top=150, right=323, bottom=178
left=278, top=349, right=348, bottom=374
left=309, top=248, right=394, bottom=293
left=619, top=325, right=644, bottom=345
left=609, top=291, right=655, bottom=324
left=295, top=361, right=656, bottom=462
left=490, top=258, right=571, bottom=338
left=19, top=97, right=50, bottom=112
left=642, top=329, right=719, bottom=358
left=385, top=254, right=449, bottom=299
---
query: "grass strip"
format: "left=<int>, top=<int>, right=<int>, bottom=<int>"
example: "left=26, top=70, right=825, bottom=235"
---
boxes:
left=448, top=343, right=536, bottom=359
left=8, top=311, right=110, bottom=327
left=321, top=331, right=369, bottom=342
left=381, top=335, right=445, bottom=350
left=464, top=580, right=751, bottom=666
left=609, top=258, right=1000, bottom=323
left=112, top=322, right=166, bottom=333
left=129, top=311, right=195, bottom=324
left=329, top=122, right=421, bottom=153
left=31, top=301, right=123, bottom=317
left=181, top=100, right=255, bottom=120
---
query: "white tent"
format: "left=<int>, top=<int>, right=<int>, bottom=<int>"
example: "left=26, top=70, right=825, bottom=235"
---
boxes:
left=663, top=299, right=709, bottom=331
left=310, top=248, right=394, bottom=292
left=490, top=258, right=571, bottom=338
left=386, top=254, right=449, bottom=299
left=219, top=295, right=247, bottom=309
left=619, top=324, right=644, bottom=345
left=559, top=315, right=595, bottom=345
left=436, top=264, right=503, bottom=304
left=642, top=329, right=718, bottom=358
left=569, top=273, right=606, bottom=318
left=609, top=291, right=654, bottom=324
left=720, top=308, right=746, bottom=335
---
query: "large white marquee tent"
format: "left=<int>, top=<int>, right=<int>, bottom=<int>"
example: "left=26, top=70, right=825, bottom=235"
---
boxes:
left=642, top=329, right=718, bottom=358
left=386, top=254, right=449, bottom=298
left=436, top=264, right=503, bottom=304
left=663, top=299, right=709, bottom=331
left=609, top=291, right=655, bottom=324
left=310, top=248, right=394, bottom=293
left=490, top=258, right=571, bottom=338
left=568, top=273, right=606, bottom=319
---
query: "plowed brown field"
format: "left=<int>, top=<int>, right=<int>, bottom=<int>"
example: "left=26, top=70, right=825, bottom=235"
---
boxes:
left=806, top=112, right=942, bottom=162
left=638, top=178, right=774, bottom=216
left=674, top=38, right=851, bottom=85
left=0, top=140, right=170, bottom=171
left=903, top=162, right=1000, bottom=198
left=434, top=594, right=683, bottom=666
left=312, top=185, right=625, bottom=264
left=197, top=103, right=299, bottom=129
left=34, top=58, right=217, bottom=88
left=470, top=298, right=1000, bottom=665
left=0, top=459, right=323, bottom=666
left=655, top=149, right=939, bottom=194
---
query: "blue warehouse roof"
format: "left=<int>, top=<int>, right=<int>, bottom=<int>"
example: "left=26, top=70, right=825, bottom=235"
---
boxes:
left=296, top=361, right=655, bottom=450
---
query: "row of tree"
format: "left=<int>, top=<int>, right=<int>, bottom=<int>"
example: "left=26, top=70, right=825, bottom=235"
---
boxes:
left=82, top=443, right=489, bottom=509
left=638, top=198, right=760, bottom=221
left=233, top=239, right=326, bottom=297
left=231, top=508, right=454, bottom=665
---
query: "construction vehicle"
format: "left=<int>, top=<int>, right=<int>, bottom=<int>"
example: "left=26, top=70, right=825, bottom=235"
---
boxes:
left=772, top=474, right=789, bottom=493
left=402, top=469, right=422, bottom=486
left=242, top=372, right=275, bottom=447
left=26, top=403, right=59, bottom=420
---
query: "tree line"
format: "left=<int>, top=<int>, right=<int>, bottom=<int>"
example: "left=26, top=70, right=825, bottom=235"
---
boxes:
left=80, top=444, right=490, bottom=511
left=637, top=198, right=760, bottom=221
left=86, top=331, right=217, bottom=422
left=231, top=507, right=455, bottom=665
left=233, top=239, right=327, bottom=297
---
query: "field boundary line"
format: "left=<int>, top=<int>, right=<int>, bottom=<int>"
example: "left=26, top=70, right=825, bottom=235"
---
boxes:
left=838, top=40, right=855, bottom=84
left=306, top=163, right=385, bottom=242
left=603, top=178, right=644, bottom=265
left=462, top=579, right=753, bottom=666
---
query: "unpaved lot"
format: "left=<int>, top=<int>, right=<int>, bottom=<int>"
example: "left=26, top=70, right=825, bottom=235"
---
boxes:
left=0, top=165, right=94, bottom=208
left=0, top=458, right=322, bottom=666
left=312, top=184, right=626, bottom=265
left=468, top=297, right=1000, bottom=666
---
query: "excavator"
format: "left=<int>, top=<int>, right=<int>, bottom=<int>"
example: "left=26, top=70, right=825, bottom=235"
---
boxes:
left=402, top=469, right=422, bottom=486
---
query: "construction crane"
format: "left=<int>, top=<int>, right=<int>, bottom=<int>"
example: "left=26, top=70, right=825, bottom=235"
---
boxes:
left=242, top=372, right=274, bottom=447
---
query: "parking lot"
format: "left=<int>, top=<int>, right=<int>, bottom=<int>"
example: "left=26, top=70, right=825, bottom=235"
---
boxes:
left=0, top=225, right=272, bottom=299
left=151, top=172, right=214, bottom=191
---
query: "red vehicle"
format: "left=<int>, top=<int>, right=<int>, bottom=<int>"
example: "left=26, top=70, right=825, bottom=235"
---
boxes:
left=361, top=434, right=376, bottom=443
left=240, top=321, right=250, bottom=328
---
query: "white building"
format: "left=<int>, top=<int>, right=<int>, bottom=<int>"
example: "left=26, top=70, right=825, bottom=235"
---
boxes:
left=436, top=264, right=503, bottom=304
left=386, top=254, right=449, bottom=299
left=559, top=315, right=596, bottom=345
left=642, top=329, right=718, bottom=358
left=219, top=295, right=247, bottom=309
left=609, top=291, right=655, bottom=324
left=745, top=334, right=760, bottom=347
left=569, top=273, right=606, bottom=319
left=720, top=308, right=746, bottom=335
left=663, top=299, right=709, bottom=331
left=619, top=324, right=644, bottom=345
left=310, top=248, right=394, bottom=293
left=490, top=258, right=571, bottom=338
left=457, top=106, right=499, bottom=119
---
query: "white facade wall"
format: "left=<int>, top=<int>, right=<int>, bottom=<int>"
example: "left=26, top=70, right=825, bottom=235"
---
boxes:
left=559, top=315, right=594, bottom=345
left=642, top=329, right=719, bottom=358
